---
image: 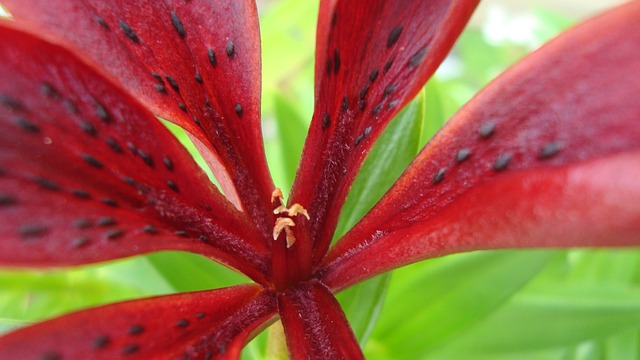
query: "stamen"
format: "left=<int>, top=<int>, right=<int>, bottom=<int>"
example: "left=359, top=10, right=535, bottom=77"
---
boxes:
left=273, top=217, right=295, bottom=241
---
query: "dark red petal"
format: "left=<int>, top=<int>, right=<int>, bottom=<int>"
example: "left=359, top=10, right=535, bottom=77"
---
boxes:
left=0, top=284, right=277, bottom=359
left=289, top=0, right=479, bottom=264
left=278, top=281, right=364, bottom=359
left=321, top=2, right=640, bottom=291
left=2, top=0, right=276, bottom=236
left=0, top=23, right=270, bottom=283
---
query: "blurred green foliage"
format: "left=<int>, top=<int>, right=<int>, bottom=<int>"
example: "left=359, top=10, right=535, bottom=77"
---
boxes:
left=1, top=1, right=639, bottom=359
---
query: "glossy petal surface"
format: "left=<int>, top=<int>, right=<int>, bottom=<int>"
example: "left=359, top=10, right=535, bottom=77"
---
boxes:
left=322, top=2, right=640, bottom=290
left=2, top=0, right=275, bottom=234
left=0, top=23, right=269, bottom=282
left=278, top=281, right=364, bottom=360
left=0, top=285, right=277, bottom=359
left=289, top=0, right=479, bottom=265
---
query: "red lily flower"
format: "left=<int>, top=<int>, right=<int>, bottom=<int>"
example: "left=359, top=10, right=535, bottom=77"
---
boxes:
left=1, top=0, right=639, bottom=358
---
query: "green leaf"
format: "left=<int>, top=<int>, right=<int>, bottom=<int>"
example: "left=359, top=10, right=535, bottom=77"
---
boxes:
left=365, top=251, right=554, bottom=358
left=0, top=256, right=172, bottom=333
left=334, top=90, right=425, bottom=344
left=145, top=251, right=249, bottom=292
left=272, top=94, right=308, bottom=194
left=440, top=282, right=640, bottom=354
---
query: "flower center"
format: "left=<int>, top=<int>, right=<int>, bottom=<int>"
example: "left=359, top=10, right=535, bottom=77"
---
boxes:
left=271, top=188, right=309, bottom=248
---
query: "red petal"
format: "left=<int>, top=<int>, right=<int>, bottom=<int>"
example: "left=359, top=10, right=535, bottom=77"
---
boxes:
left=289, top=0, right=479, bottom=264
left=0, top=23, right=270, bottom=282
left=2, top=0, right=276, bottom=235
left=0, top=284, right=277, bottom=359
left=321, top=2, right=640, bottom=291
left=278, top=281, right=364, bottom=359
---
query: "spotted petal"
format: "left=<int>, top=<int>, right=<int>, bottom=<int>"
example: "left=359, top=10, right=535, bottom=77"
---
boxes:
left=2, top=0, right=275, bottom=235
left=278, top=281, right=364, bottom=360
left=0, top=22, right=270, bottom=283
left=321, top=1, right=640, bottom=291
left=0, top=284, right=276, bottom=359
left=289, top=0, right=479, bottom=264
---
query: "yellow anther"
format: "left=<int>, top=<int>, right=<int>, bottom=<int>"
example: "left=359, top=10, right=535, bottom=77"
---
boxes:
left=273, top=217, right=296, bottom=241
left=288, top=203, right=310, bottom=220
left=271, top=188, right=284, bottom=204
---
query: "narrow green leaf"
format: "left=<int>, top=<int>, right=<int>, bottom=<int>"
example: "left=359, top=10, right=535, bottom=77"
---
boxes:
left=334, top=90, right=425, bottom=344
left=0, top=256, right=171, bottom=330
left=272, top=94, right=308, bottom=192
left=443, top=282, right=640, bottom=353
left=145, top=251, right=249, bottom=292
left=366, top=251, right=554, bottom=358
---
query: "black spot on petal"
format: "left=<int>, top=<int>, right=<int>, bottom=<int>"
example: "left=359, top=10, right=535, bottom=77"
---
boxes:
left=82, top=154, right=104, bottom=169
left=20, top=224, right=47, bottom=239
left=71, top=236, right=90, bottom=249
left=387, top=25, right=403, bottom=48
left=235, top=103, right=243, bottom=117
left=479, top=121, right=496, bottom=139
left=35, top=178, right=60, bottom=191
left=372, top=103, right=382, bottom=115
left=322, top=113, right=330, bottom=129
left=105, top=229, right=125, bottom=240
left=175, top=230, right=187, bottom=237
left=95, top=102, right=110, bottom=122
left=494, top=153, right=512, bottom=172
left=0, top=95, right=24, bottom=111
left=14, top=117, right=40, bottom=133
left=170, top=11, right=186, bottom=38
left=383, top=84, right=396, bottom=97
left=432, top=167, right=446, bottom=184
left=333, top=49, right=341, bottom=75
left=138, top=150, right=154, bottom=167
left=106, top=137, right=124, bottom=153
left=119, top=20, right=139, bottom=43
left=341, top=96, right=349, bottom=111
left=63, top=99, right=78, bottom=114
left=97, top=217, right=116, bottom=227
left=95, top=16, right=109, bottom=30
left=163, top=156, right=174, bottom=171
left=79, top=120, right=97, bottom=136
left=74, top=218, right=92, bottom=229
left=226, top=41, right=235, bottom=58
left=129, top=324, right=144, bottom=335
left=143, top=225, right=158, bottom=234
left=196, top=312, right=205, bottom=319
left=207, top=48, right=218, bottom=67
left=369, top=69, right=379, bottom=82
left=195, top=71, right=203, bottom=83
left=93, top=335, right=111, bottom=349
left=40, top=82, right=60, bottom=99
left=40, top=352, right=61, bottom=360
left=165, top=75, right=179, bottom=92
left=384, top=55, right=395, bottom=74
left=456, top=148, right=472, bottom=163
left=154, top=84, right=167, bottom=93
left=122, top=344, right=140, bottom=355
left=72, top=190, right=91, bottom=199
left=354, top=134, right=364, bottom=146
left=538, top=142, right=562, bottom=159
left=0, top=194, right=16, bottom=206
left=409, top=47, right=428, bottom=67
left=178, top=103, right=187, bottom=112
left=151, top=72, right=164, bottom=84
left=167, top=180, right=179, bottom=192
left=101, top=198, right=118, bottom=207
left=176, top=319, right=189, bottom=328
left=358, top=100, right=366, bottom=110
